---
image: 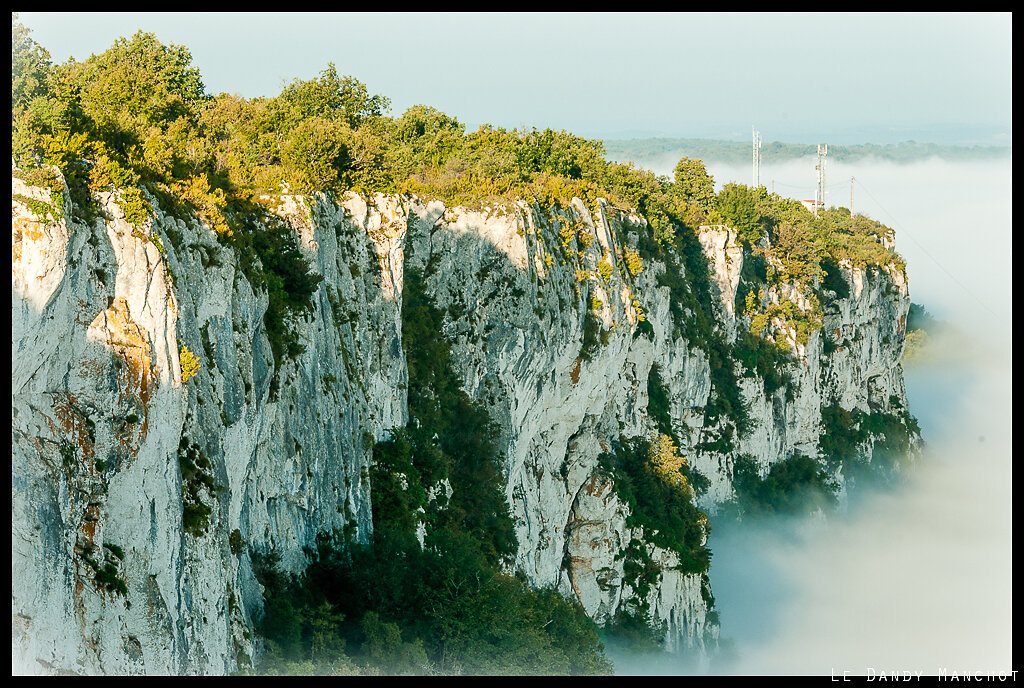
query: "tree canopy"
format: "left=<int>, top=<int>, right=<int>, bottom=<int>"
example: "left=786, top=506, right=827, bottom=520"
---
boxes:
left=672, top=156, right=715, bottom=214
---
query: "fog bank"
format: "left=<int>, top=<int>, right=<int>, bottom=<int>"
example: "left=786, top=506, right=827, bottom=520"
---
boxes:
left=713, top=156, right=1011, bottom=676
left=610, top=156, right=1012, bottom=676
left=706, top=341, right=1011, bottom=676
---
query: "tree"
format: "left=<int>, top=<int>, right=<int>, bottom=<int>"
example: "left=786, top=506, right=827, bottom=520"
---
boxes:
left=672, top=156, right=716, bottom=213
left=71, top=31, right=208, bottom=137
left=384, top=104, right=465, bottom=181
left=282, top=116, right=352, bottom=193
left=279, top=63, right=389, bottom=129
left=359, top=611, right=430, bottom=674
left=647, top=433, right=692, bottom=497
left=515, top=128, right=605, bottom=180
left=717, top=182, right=764, bottom=246
left=11, top=14, right=52, bottom=126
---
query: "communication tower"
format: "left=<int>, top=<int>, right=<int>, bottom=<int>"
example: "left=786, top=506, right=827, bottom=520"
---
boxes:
left=814, top=143, right=828, bottom=217
left=752, top=127, right=762, bottom=188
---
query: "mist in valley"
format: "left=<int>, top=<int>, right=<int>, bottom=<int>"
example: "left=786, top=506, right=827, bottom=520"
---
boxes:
left=608, top=154, right=1012, bottom=676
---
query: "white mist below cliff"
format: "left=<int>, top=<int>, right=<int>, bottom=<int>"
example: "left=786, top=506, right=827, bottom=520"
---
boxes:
left=703, top=155, right=1012, bottom=677
left=706, top=340, right=1011, bottom=676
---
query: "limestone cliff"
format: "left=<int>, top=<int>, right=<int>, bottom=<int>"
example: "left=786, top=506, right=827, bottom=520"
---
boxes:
left=11, top=164, right=918, bottom=674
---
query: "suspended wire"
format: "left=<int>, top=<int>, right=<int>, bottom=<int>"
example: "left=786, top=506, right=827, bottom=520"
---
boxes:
left=763, top=171, right=999, bottom=322
left=768, top=179, right=848, bottom=191
left=852, top=177, right=1001, bottom=323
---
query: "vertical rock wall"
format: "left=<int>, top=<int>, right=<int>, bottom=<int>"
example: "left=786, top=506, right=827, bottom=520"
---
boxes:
left=12, top=167, right=916, bottom=673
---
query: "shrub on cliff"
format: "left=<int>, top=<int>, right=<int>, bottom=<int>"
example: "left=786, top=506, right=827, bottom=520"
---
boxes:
left=728, top=452, right=838, bottom=518
left=179, top=344, right=201, bottom=383
left=599, top=435, right=710, bottom=576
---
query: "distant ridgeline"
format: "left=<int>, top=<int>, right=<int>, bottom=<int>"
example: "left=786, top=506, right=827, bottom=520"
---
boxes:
left=604, top=137, right=1012, bottom=168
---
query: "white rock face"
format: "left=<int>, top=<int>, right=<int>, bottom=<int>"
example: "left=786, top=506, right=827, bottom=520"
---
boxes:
left=12, top=173, right=405, bottom=675
left=12, top=167, right=917, bottom=674
left=698, top=224, right=744, bottom=325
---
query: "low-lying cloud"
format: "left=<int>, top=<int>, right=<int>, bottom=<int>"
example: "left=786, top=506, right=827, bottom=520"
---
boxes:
left=608, top=156, right=1013, bottom=676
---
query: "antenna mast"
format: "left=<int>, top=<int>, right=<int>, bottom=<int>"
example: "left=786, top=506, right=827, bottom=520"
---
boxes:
left=814, top=143, right=828, bottom=217
left=752, top=127, right=762, bottom=188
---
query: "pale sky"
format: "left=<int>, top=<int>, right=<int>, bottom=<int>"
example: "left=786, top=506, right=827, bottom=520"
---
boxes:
left=14, top=12, right=1013, bottom=145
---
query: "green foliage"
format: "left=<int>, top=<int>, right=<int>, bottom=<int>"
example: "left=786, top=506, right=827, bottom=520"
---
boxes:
left=94, top=561, right=129, bottom=597
left=772, top=203, right=903, bottom=274
left=622, top=246, right=643, bottom=277
left=58, top=439, right=77, bottom=471
left=252, top=532, right=612, bottom=675
left=717, top=183, right=766, bottom=246
left=672, top=156, right=716, bottom=214
left=617, top=538, right=663, bottom=605
left=860, top=410, right=921, bottom=472
left=280, top=63, right=389, bottom=127
left=221, top=207, right=323, bottom=385
left=902, top=328, right=929, bottom=364
left=12, top=192, right=62, bottom=222
left=731, top=199, right=895, bottom=358
left=280, top=116, right=353, bottom=194
left=600, top=607, right=666, bottom=654
left=703, top=342, right=750, bottom=436
left=599, top=436, right=710, bottom=575
left=11, top=25, right=211, bottom=223
left=733, top=329, right=794, bottom=396
left=903, top=302, right=946, bottom=364
left=386, top=269, right=517, bottom=564
left=359, top=611, right=430, bottom=675
left=817, top=404, right=920, bottom=483
left=907, top=302, right=938, bottom=333
left=70, top=30, right=207, bottom=136
left=579, top=311, right=603, bottom=362
left=645, top=365, right=675, bottom=440
left=727, top=453, right=838, bottom=518
left=230, top=529, right=247, bottom=556
left=719, top=188, right=901, bottom=364
left=12, top=22, right=908, bottom=505
left=391, top=105, right=464, bottom=163
left=369, top=428, right=433, bottom=547
left=250, top=264, right=611, bottom=675
left=819, top=256, right=850, bottom=300
left=84, top=541, right=130, bottom=596
left=645, top=366, right=709, bottom=495
left=12, top=14, right=52, bottom=125
left=818, top=404, right=868, bottom=473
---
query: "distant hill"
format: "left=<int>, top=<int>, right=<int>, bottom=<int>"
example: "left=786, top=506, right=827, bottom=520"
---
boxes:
left=603, top=137, right=1012, bottom=169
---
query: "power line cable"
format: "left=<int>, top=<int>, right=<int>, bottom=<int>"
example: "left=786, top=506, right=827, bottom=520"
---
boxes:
left=852, top=178, right=1001, bottom=323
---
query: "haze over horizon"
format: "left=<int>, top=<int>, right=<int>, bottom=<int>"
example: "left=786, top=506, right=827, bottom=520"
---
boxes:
left=14, top=12, right=1012, bottom=148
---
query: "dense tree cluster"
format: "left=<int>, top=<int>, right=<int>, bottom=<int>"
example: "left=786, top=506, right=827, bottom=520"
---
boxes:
left=11, top=18, right=901, bottom=272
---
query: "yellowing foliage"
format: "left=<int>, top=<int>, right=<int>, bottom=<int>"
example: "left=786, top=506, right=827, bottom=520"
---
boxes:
left=180, top=344, right=201, bottom=383
left=648, top=433, right=692, bottom=497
